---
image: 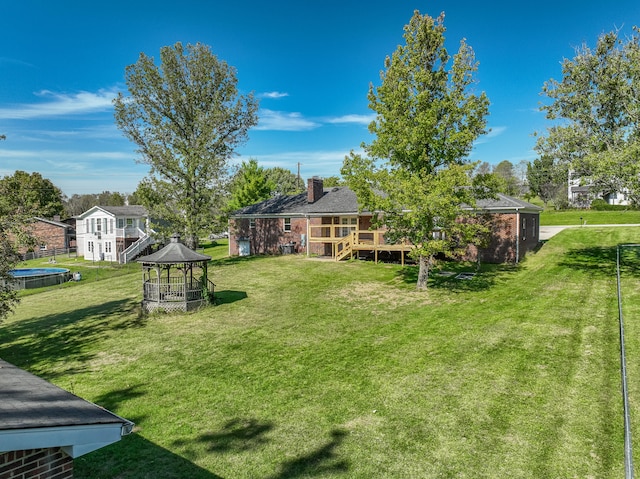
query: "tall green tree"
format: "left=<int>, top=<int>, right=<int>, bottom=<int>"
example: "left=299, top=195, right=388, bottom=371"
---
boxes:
left=227, top=159, right=274, bottom=211
left=265, top=167, right=303, bottom=196
left=536, top=27, right=640, bottom=204
left=114, top=42, right=259, bottom=248
left=0, top=143, right=35, bottom=319
left=341, top=11, right=490, bottom=290
left=527, top=156, right=568, bottom=208
left=0, top=171, right=65, bottom=218
left=493, top=160, right=519, bottom=196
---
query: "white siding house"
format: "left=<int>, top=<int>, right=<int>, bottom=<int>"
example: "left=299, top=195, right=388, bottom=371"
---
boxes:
left=76, top=205, right=152, bottom=263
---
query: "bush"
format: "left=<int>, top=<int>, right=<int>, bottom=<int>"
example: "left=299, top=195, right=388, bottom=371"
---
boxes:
left=590, top=199, right=638, bottom=211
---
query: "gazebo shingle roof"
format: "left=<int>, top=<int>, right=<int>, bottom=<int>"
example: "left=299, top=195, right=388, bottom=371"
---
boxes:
left=137, top=235, right=211, bottom=264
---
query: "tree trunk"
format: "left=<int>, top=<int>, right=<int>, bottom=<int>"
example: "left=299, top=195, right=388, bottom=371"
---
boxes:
left=416, top=254, right=430, bottom=290
left=185, top=234, right=198, bottom=250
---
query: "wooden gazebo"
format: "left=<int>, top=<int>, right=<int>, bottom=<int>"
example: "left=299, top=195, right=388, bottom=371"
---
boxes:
left=137, top=234, right=214, bottom=313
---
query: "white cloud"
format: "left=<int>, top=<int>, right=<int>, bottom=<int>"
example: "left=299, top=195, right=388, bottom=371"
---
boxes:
left=255, top=109, right=320, bottom=131
left=260, top=91, right=289, bottom=99
left=0, top=89, right=118, bottom=119
left=236, top=148, right=364, bottom=178
left=474, top=126, right=507, bottom=145
left=326, top=114, right=375, bottom=125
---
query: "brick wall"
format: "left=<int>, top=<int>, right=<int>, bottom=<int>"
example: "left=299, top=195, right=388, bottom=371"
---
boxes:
left=0, top=448, right=73, bottom=479
left=229, top=217, right=307, bottom=255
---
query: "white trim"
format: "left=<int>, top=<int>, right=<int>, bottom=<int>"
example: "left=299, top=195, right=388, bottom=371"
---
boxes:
left=0, top=422, right=132, bottom=458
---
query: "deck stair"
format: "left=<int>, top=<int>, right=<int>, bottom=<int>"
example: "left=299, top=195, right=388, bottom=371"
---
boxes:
left=335, top=232, right=356, bottom=261
left=120, top=228, right=155, bottom=264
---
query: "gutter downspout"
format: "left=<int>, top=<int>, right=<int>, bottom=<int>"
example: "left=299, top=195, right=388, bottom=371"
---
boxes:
left=515, top=208, right=520, bottom=264
left=306, top=215, right=310, bottom=257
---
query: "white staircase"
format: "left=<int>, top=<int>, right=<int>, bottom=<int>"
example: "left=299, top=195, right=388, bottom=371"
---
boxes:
left=120, top=228, right=155, bottom=264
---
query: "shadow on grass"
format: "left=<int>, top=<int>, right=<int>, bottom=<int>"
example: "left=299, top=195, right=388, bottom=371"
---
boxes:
left=559, top=244, right=640, bottom=277
left=268, top=429, right=349, bottom=479
left=174, top=418, right=274, bottom=453
left=75, top=434, right=223, bottom=479
left=0, top=298, right=143, bottom=378
left=396, top=262, right=519, bottom=292
left=215, top=290, right=248, bottom=306
left=92, top=385, right=149, bottom=425
left=173, top=421, right=349, bottom=478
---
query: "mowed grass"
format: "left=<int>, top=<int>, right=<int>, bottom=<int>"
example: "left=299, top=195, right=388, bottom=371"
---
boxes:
left=541, top=209, right=640, bottom=225
left=3, top=230, right=640, bottom=477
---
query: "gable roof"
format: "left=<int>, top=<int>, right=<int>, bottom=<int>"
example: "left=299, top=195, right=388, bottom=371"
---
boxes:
left=0, top=359, right=133, bottom=457
left=473, top=193, right=543, bottom=213
left=78, top=205, right=148, bottom=219
left=231, top=187, right=360, bottom=217
left=137, top=235, right=211, bottom=264
left=33, top=217, right=71, bottom=229
left=231, top=188, right=541, bottom=217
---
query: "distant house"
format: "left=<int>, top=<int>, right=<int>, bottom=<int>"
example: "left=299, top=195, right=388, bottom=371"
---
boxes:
left=0, top=358, right=133, bottom=479
left=16, top=216, right=75, bottom=258
left=229, top=177, right=542, bottom=264
left=568, top=173, right=631, bottom=207
left=76, top=206, right=153, bottom=263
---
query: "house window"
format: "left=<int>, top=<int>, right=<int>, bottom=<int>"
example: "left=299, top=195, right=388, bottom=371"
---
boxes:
left=91, top=218, right=95, bottom=233
left=117, top=218, right=125, bottom=229
left=110, top=219, right=114, bottom=234
left=250, top=219, right=256, bottom=229
left=85, top=219, right=89, bottom=234
left=96, top=219, right=102, bottom=232
left=532, top=218, right=536, bottom=238
left=284, top=218, right=291, bottom=232
left=522, top=218, right=527, bottom=241
left=126, top=218, right=134, bottom=227
left=105, top=242, right=111, bottom=253
left=340, top=217, right=358, bottom=237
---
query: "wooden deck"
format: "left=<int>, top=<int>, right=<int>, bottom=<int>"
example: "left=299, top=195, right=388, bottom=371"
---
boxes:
left=308, top=227, right=412, bottom=264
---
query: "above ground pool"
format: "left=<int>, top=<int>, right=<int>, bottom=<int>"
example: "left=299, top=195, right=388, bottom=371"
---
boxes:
left=9, top=267, right=71, bottom=289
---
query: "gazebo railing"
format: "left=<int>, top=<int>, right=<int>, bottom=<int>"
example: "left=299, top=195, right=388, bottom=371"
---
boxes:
left=143, top=277, right=213, bottom=303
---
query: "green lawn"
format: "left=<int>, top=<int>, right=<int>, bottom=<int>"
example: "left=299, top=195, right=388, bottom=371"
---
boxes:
left=541, top=209, right=640, bottom=225
left=2, top=231, right=640, bottom=477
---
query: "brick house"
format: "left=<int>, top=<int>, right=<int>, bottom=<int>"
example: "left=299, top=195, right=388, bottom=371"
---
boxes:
left=229, top=177, right=542, bottom=264
left=15, top=217, right=75, bottom=257
left=0, top=359, right=133, bottom=479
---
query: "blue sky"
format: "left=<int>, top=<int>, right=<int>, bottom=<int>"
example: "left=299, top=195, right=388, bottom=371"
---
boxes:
left=1, top=1, right=639, bottom=196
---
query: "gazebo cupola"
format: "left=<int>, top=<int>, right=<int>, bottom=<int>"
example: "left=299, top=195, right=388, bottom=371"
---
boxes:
left=137, top=234, right=214, bottom=313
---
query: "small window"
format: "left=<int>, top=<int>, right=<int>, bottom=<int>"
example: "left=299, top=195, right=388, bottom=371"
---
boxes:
left=522, top=218, right=527, bottom=241
left=117, top=218, right=125, bottom=229
left=39, top=244, right=47, bottom=251
left=250, top=219, right=256, bottom=229
left=126, top=218, right=134, bottom=227
left=532, top=218, right=537, bottom=238
left=97, top=219, right=102, bottom=232
left=284, top=218, right=291, bottom=232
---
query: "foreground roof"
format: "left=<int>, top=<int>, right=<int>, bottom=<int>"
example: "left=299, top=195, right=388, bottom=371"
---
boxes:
left=0, top=359, right=133, bottom=457
left=137, top=235, right=211, bottom=264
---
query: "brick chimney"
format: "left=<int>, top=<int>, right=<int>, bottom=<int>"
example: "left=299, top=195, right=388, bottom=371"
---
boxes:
left=307, top=177, right=324, bottom=203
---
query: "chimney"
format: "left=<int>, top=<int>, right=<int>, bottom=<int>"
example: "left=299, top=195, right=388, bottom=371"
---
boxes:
left=307, top=177, right=324, bottom=203
left=53, top=215, right=61, bottom=222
